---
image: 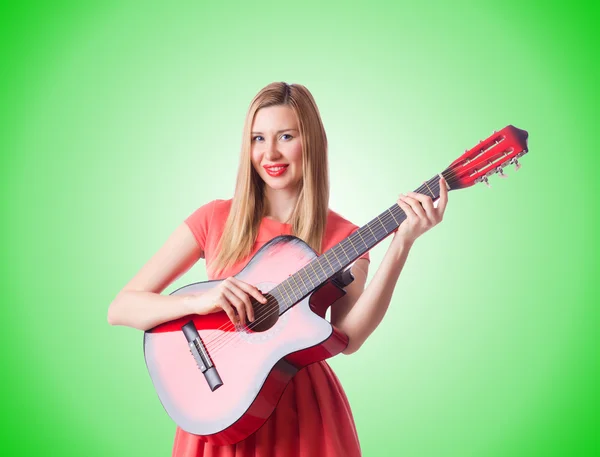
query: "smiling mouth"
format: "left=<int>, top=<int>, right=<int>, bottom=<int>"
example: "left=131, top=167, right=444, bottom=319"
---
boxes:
left=264, top=165, right=289, bottom=177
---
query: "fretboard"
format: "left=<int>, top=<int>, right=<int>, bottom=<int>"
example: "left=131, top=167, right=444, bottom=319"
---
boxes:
left=271, top=173, right=446, bottom=313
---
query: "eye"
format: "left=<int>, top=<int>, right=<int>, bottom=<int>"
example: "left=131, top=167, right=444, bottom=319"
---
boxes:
left=281, top=134, right=293, bottom=140
left=252, top=135, right=264, bottom=142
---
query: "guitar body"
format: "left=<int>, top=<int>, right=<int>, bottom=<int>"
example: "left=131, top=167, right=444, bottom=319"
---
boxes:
left=143, top=236, right=350, bottom=445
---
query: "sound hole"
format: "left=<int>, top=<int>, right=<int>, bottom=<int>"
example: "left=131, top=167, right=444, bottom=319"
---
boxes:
left=247, top=294, right=279, bottom=333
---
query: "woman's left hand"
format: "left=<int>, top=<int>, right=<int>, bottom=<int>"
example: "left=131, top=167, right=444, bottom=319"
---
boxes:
left=394, top=176, right=448, bottom=245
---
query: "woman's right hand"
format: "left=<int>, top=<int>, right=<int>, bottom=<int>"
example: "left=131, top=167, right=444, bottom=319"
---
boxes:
left=185, top=277, right=268, bottom=326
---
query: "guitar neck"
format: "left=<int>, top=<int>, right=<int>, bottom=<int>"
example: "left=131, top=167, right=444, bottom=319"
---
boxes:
left=273, top=172, right=448, bottom=312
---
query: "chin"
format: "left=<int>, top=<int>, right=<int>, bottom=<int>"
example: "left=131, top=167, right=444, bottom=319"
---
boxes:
left=266, top=182, right=293, bottom=190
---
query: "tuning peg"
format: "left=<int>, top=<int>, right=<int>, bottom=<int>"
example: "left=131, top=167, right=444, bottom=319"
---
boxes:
left=510, top=158, right=521, bottom=171
left=495, top=166, right=508, bottom=178
left=482, top=176, right=491, bottom=187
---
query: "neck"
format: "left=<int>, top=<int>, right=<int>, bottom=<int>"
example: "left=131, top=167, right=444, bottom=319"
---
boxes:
left=269, top=173, right=447, bottom=313
left=263, top=186, right=300, bottom=224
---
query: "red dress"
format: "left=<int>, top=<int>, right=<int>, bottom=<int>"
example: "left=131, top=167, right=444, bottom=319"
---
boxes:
left=173, top=199, right=370, bottom=457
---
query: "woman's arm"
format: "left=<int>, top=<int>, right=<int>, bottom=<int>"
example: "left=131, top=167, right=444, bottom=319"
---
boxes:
left=107, top=223, right=202, bottom=331
left=330, top=237, right=412, bottom=354
left=331, top=177, right=449, bottom=354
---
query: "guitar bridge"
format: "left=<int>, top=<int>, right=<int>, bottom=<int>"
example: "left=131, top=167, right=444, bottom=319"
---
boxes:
left=181, top=321, right=223, bottom=392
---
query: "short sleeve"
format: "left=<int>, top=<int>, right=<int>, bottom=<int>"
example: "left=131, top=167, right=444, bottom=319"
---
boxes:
left=184, top=200, right=218, bottom=258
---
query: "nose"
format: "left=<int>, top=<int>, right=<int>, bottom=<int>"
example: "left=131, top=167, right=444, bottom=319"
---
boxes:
left=264, top=138, right=282, bottom=159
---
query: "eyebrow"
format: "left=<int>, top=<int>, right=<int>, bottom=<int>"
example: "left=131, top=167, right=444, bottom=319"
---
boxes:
left=251, top=128, right=299, bottom=134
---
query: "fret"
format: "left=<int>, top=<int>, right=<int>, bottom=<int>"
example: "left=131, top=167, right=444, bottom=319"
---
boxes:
left=367, top=223, right=379, bottom=243
left=287, top=276, right=304, bottom=301
left=303, top=267, right=316, bottom=289
left=290, top=274, right=301, bottom=294
left=388, top=207, right=400, bottom=225
left=290, top=279, right=301, bottom=301
left=270, top=290, right=281, bottom=308
left=393, top=206, right=404, bottom=226
left=298, top=268, right=311, bottom=289
left=280, top=281, right=293, bottom=304
left=315, top=257, right=328, bottom=277
left=354, top=230, right=369, bottom=249
left=330, top=246, right=343, bottom=266
left=338, top=242, right=351, bottom=262
left=346, top=237, right=359, bottom=256
left=308, top=262, right=320, bottom=284
left=376, top=215, right=389, bottom=234
left=366, top=222, right=377, bottom=239
left=423, top=180, right=434, bottom=198
left=323, top=252, right=335, bottom=272
left=278, top=282, right=291, bottom=302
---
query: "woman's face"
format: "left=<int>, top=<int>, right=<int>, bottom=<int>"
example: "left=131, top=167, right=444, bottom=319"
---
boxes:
left=251, top=105, right=303, bottom=193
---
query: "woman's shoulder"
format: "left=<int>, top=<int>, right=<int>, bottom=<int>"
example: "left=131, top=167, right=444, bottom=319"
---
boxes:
left=189, top=197, right=232, bottom=215
left=184, top=198, right=232, bottom=228
left=211, top=198, right=233, bottom=217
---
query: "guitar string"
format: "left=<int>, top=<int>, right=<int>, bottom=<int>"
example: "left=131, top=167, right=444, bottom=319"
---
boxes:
left=203, top=158, right=509, bottom=354
left=201, top=174, right=455, bottom=354
left=200, top=176, right=454, bottom=354
left=203, top=203, right=412, bottom=356
left=202, top=165, right=513, bottom=356
left=197, top=147, right=521, bottom=353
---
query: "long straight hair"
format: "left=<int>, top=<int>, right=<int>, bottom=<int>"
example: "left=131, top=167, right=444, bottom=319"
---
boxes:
left=210, top=82, right=329, bottom=276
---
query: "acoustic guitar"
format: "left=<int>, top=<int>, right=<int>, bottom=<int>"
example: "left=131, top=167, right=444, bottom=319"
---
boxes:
left=143, top=125, right=529, bottom=445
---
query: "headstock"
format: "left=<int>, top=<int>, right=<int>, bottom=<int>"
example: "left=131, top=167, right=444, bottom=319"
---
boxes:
left=443, top=125, right=529, bottom=190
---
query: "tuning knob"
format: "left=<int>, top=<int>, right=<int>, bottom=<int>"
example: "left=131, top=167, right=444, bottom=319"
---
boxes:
left=510, top=158, right=521, bottom=171
left=496, top=166, right=508, bottom=178
left=482, top=176, right=491, bottom=187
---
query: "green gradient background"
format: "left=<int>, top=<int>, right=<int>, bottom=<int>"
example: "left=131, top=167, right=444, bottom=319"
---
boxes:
left=1, top=1, right=598, bottom=456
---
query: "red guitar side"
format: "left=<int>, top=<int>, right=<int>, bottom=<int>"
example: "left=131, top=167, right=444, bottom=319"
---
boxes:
left=143, top=125, right=529, bottom=445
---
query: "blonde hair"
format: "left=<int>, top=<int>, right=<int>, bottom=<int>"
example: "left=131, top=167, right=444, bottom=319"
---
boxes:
left=211, top=82, right=329, bottom=276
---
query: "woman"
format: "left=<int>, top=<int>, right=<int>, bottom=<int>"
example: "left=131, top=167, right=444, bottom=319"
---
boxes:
left=108, top=82, right=448, bottom=456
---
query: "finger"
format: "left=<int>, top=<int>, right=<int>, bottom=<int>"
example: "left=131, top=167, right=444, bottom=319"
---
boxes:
left=227, top=284, right=255, bottom=323
left=437, top=176, right=449, bottom=216
left=406, top=191, right=436, bottom=222
left=216, top=300, right=237, bottom=325
left=399, top=194, right=426, bottom=219
left=230, top=277, right=268, bottom=304
left=223, top=288, right=247, bottom=325
left=397, top=197, right=417, bottom=221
